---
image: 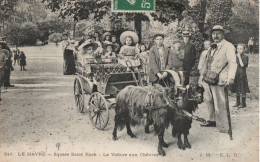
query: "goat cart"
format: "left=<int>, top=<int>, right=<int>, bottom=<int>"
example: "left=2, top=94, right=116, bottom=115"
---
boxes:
left=74, top=58, right=142, bottom=130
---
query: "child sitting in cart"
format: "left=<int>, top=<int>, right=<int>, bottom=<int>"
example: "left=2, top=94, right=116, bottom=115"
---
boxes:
left=102, top=42, right=116, bottom=59
left=102, top=31, right=112, bottom=44
left=77, top=39, right=99, bottom=72
left=118, top=31, right=140, bottom=72
left=101, top=42, right=117, bottom=63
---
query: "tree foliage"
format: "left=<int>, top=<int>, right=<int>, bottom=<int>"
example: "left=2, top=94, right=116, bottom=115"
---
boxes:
left=43, top=0, right=189, bottom=40
left=0, top=0, right=18, bottom=20
left=226, top=1, right=259, bottom=44
left=206, top=0, right=233, bottom=29
left=5, top=22, right=39, bottom=45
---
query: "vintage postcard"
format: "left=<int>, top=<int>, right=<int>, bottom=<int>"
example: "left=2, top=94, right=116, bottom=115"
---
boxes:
left=0, top=0, right=259, bottom=161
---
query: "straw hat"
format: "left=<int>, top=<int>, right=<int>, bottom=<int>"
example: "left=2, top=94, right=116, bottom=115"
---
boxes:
left=78, top=39, right=98, bottom=51
left=205, top=25, right=230, bottom=35
left=120, top=31, right=139, bottom=45
left=101, top=32, right=112, bottom=41
left=103, top=41, right=117, bottom=50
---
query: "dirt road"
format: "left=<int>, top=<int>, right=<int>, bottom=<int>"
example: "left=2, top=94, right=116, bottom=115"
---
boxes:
left=0, top=44, right=258, bottom=162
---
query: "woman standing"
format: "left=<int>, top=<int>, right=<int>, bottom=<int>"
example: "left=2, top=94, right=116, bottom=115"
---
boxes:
left=19, top=51, right=26, bottom=71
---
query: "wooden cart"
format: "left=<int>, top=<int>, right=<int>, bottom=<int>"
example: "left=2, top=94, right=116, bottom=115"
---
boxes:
left=74, top=58, right=141, bottom=130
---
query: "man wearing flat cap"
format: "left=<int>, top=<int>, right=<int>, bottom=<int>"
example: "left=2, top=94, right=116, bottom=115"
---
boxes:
left=180, top=30, right=196, bottom=85
left=149, top=34, right=170, bottom=85
left=200, top=25, right=237, bottom=133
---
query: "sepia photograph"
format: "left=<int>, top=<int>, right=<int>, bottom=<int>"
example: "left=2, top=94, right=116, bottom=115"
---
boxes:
left=0, top=0, right=259, bottom=161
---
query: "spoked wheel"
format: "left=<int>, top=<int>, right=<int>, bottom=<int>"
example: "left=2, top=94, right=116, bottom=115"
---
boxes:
left=74, top=78, right=85, bottom=113
left=88, top=92, right=109, bottom=130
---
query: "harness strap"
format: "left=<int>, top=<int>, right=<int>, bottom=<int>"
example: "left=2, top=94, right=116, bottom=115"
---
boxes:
left=181, top=109, right=207, bottom=124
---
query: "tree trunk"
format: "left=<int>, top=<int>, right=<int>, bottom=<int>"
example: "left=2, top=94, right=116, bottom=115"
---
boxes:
left=2, top=19, right=5, bottom=31
left=198, top=0, right=207, bottom=33
left=73, top=21, right=76, bottom=39
left=134, top=14, right=142, bottom=43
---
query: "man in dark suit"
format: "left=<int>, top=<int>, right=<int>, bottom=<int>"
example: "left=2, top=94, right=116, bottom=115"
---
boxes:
left=148, top=34, right=170, bottom=85
left=180, top=31, right=196, bottom=85
left=0, top=39, right=14, bottom=88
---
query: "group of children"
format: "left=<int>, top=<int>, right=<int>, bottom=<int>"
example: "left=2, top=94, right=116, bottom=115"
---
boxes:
left=198, top=40, right=250, bottom=108
left=77, top=31, right=150, bottom=81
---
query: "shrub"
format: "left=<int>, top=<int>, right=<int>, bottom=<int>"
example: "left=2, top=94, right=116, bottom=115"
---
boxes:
left=5, top=22, right=40, bottom=45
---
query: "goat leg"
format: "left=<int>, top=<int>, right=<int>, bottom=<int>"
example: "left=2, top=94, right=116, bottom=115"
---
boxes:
left=112, top=119, right=118, bottom=141
left=126, top=122, right=136, bottom=138
left=145, top=123, right=150, bottom=134
left=177, top=134, right=186, bottom=150
left=161, top=128, right=168, bottom=148
left=158, top=132, right=166, bottom=156
left=184, top=133, right=191, bottom=148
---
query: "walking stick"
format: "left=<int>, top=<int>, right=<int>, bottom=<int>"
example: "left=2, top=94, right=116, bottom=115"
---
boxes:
left=224, top=85, right=233, bottom=140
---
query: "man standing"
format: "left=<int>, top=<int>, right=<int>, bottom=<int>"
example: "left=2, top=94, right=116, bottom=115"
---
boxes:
left=200, top=25, right=237, bottom=133
left=180, top=31, right=196, bottom=85
left=149, top=34, right=170, bottom=85
left=0, top=39, right=14, bottom=88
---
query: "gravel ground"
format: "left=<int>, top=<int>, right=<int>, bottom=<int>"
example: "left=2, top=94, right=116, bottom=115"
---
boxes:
left=0, top=44, right=258, bottom=162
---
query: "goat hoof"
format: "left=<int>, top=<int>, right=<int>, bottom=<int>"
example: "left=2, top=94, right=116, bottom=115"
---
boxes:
left=112, top=136, right=118, bottom=141
left=162, top=142, right=168, bottom=148
left=185, top=142, right=191, bottom=148
left=178, top=144, right=186, bottom=150
left=145, top=129, right=150, bottom=134
left=129, top=133, right=136, bottom=138
left=158, top=149, right=166, bottom=156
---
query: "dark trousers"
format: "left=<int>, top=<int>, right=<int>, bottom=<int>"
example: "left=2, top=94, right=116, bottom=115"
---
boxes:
left=20, top=65, right=25, bottom=71
left=249, top=45, right=254, bottom=54
left=4, top=69, right=11, bottom=87
left=183, top=71, right=190, bottom=86
left=14, top=59, right=17, bottom=65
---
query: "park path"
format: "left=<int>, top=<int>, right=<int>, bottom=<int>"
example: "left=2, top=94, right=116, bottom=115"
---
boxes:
left=0, top=44, right=258, bottom=162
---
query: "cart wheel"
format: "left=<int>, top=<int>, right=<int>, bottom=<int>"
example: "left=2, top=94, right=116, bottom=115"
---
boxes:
left=88, top=92, right=109, bottom=130
left=74, top=78, right=85, bottom=113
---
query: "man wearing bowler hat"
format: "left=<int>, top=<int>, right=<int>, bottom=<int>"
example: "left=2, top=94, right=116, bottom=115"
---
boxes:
left=180, top=30, right=196, bottom=85
left=200, top=25, right=237, bottom=133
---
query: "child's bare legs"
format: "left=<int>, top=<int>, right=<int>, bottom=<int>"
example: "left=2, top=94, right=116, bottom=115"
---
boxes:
left=170, top=71, right=182, bottom=94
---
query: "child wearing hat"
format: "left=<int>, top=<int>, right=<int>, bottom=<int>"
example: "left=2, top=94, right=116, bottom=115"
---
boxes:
left=78, top=40, right=99, bottom=71
left=231, top=43, right=250, bottom=108
left=102, top=42, right=116, bottom=59
left=118, top=31, right=140, bottom=71
left=102, top=32, right=112, bottom=45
